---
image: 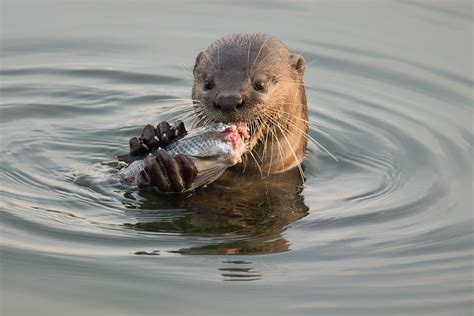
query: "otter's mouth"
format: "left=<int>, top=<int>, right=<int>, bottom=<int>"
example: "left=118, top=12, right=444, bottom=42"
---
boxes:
left=230, top=120, right=265, bottom=154
left=193, top=106, right=266, bottom=154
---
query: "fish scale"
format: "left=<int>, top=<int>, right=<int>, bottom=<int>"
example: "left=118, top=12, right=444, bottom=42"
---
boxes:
left=167, top=131, right=235, bottom=158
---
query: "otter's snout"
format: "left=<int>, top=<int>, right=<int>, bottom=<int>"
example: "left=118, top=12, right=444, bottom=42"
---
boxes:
left=214, top=95, right=244, bottom=113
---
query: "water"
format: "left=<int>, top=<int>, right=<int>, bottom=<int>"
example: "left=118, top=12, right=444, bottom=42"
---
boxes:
left=1, top=1, right=472, bottom=315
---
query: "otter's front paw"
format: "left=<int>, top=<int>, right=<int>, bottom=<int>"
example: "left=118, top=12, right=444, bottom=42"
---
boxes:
left=136, top=149, right=197, bottom=193
left=129, top=120, right=187, bottom=157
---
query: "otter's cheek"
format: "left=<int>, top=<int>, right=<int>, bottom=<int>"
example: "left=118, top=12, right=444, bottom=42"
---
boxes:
left=254, top=88, right=270, bottom=98
left=248, top=93, right=266, bottom=108
left=201, top=92, right=216, bottom=108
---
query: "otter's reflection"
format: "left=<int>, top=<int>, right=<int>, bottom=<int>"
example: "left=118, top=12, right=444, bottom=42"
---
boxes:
left=122, top=167, right=309, bottom=256
left=220, top=260, right=262, bottom=281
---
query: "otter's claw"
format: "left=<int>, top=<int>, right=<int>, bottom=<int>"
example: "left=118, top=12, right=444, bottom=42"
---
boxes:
left=129, top=136, right=149, bottom=156
left=156, top=122, right=172, bottom=145
left=171, top=121, right=187, bottom=139
left=141, top=124, right=160, bottom=149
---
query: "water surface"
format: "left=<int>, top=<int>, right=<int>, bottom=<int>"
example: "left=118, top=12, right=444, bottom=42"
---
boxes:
left=1, top=1, right=473, bottom=315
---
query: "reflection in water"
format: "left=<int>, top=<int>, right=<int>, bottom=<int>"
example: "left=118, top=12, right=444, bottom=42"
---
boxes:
left=122, top=166, right=309, bottom=257
left=1, top=0, right=472, bottom=312
left=220, top=260, right=262, bottom=281
left=134, top=250, right=160, bottom=256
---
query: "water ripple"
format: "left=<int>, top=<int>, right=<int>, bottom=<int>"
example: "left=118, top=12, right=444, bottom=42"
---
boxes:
left=1, top=3, right=472, bottom=313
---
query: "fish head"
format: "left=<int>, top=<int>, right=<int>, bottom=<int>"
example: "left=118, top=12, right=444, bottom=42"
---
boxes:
left=218, top=123, right=250, bottom=165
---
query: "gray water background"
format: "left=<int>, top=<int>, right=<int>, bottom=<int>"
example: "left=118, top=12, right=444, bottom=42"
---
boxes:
left=1, top=1, right=473, bottom=315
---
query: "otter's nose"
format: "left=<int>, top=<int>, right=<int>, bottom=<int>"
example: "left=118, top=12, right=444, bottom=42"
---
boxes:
left=214, top=95, right=243, bottom=113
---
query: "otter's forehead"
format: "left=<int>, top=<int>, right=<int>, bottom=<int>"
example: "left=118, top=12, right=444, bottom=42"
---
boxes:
left=204, top=33, right=291, bottom=72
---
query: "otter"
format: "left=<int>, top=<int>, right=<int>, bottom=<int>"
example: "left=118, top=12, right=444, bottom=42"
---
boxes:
left=192, top=33, right=307, bottom=174
left=127, top=33, right=308, bottom=192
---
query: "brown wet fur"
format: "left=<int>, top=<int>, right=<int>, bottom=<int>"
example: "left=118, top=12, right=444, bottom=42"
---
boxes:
left=192, top=33, right=308, bottom=175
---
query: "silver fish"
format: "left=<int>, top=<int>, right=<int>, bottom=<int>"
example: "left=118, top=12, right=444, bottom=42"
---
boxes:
left=167, top=123, right=248, bottom=164
left=121, top=123, right=249, bottom=191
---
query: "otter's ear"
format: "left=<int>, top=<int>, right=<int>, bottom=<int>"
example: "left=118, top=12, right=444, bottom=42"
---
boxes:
left=289, top=54, right=305, bottom=76
left=193, top=52, right=203, bottom=75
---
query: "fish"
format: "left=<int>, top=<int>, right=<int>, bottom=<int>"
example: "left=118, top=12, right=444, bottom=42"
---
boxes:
left=167, top=123, right=249, bottom=164
left=120, top=123, right=249, bottom=191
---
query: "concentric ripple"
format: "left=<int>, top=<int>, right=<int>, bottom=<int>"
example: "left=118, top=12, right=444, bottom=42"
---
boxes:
left=1, top=1, right=472, bottom=315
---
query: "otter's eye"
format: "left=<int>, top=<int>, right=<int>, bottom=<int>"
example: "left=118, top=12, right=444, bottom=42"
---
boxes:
left=254, top=81, right=266, bottom=92
left=204, top=80, right=213, bottom=90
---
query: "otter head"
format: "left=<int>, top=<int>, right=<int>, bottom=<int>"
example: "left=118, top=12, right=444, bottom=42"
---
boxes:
left=192, top=33, right=308, bottom=173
